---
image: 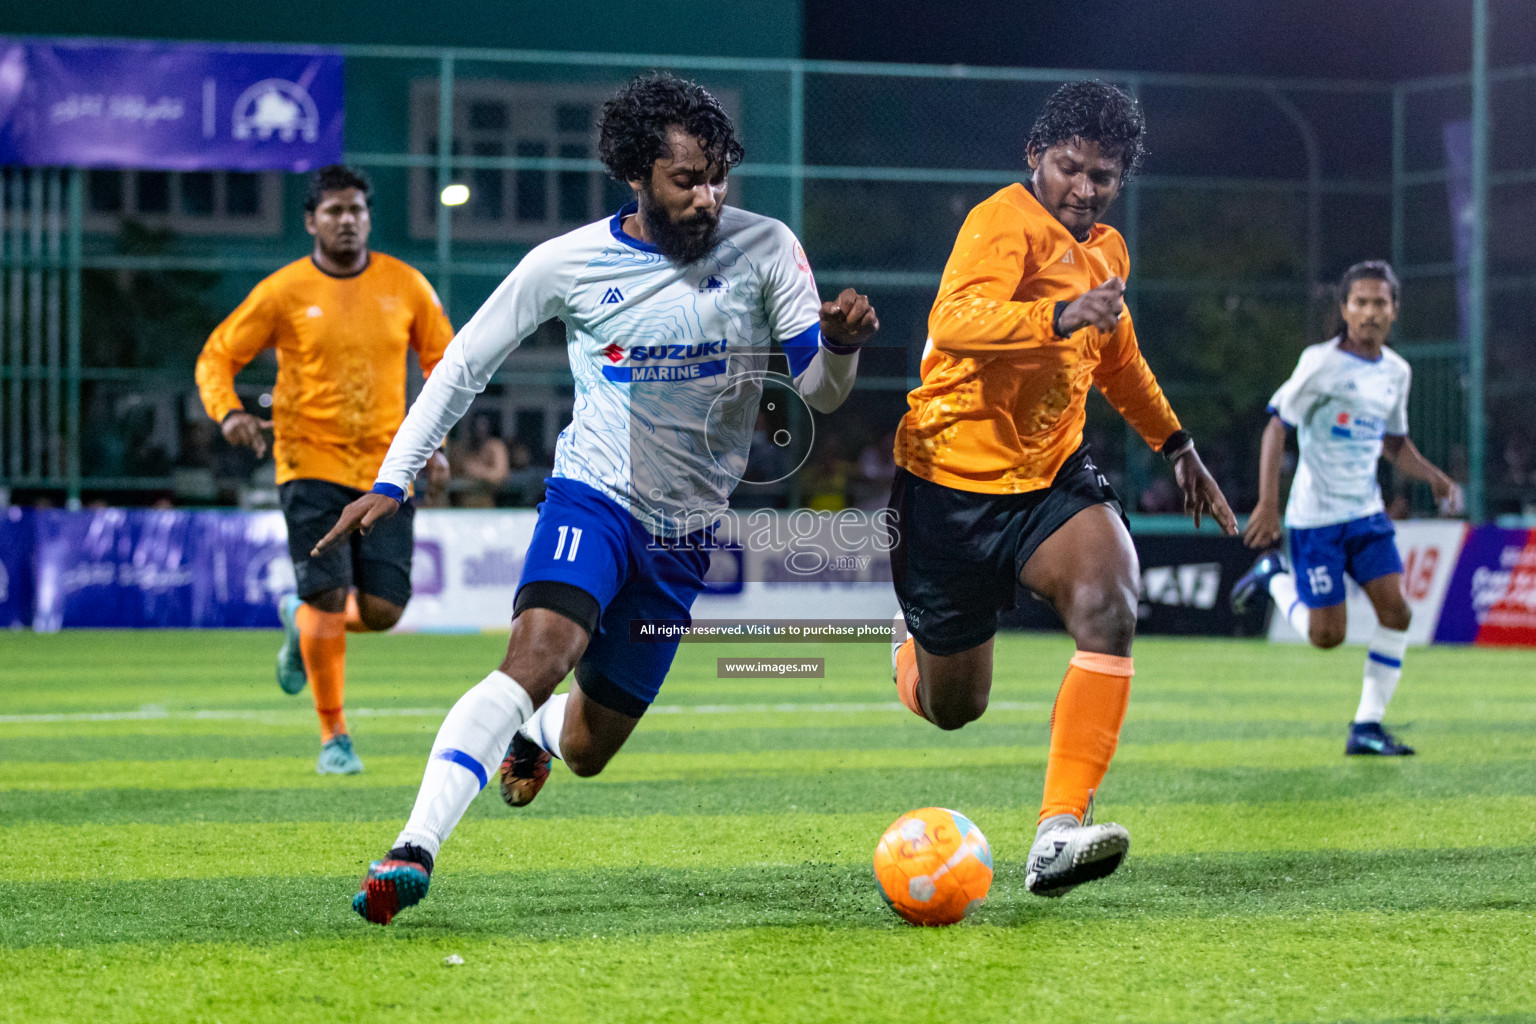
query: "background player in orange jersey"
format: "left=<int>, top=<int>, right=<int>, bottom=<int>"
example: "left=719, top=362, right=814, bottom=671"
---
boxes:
left=888, top=81, right=1237, bottom=897
left=196, top=165, right=454, bottom=774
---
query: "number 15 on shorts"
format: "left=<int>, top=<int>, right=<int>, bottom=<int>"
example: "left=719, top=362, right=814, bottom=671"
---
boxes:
left=1306, top=564, right=1333, bottom=596
left=553, top=525, right=583, bottom=562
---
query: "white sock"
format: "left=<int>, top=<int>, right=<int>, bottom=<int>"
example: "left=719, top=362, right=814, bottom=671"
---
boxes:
left=1355, top=625, right=1409, bottom=724
left=518, top=690, right=568, bottom=761
left=394, top=670, right=535, bottom=860
left=1267, top=571, right=1311, bottom=638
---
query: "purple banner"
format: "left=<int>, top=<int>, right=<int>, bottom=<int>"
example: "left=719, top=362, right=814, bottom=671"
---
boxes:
left=0, top=39, right=342, bottom=171
left=29, top=508, right=291, bottom=631
left=0, top=506, right=35, bottom=629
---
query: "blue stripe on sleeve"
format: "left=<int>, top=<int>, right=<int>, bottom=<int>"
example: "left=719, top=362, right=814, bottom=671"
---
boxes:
left=780, top=323, right=821, bottom=378
left=372, top=481, right=406, bottom=502
left=434, top=748, right=489, bottom=789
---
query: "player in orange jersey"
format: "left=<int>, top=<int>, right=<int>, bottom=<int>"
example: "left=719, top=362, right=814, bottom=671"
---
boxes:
left=196, top=165, right=454, bottom=774
left=887, top=81, right=1237, bottom=897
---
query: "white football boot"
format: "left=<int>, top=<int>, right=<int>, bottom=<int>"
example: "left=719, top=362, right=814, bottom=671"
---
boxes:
left=1024, top=793, right=1130, bottom=898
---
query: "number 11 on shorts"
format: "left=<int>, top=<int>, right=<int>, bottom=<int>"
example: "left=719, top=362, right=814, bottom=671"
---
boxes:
left=553, top=525, right=583, bottom=562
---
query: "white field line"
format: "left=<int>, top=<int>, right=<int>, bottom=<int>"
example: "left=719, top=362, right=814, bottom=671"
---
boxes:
left=0, top=700, right=1048, bottom=725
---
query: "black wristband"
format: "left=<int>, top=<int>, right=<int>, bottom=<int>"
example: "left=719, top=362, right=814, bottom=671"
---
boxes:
left=1161, top=429, right=1193, bottom=463
left=1052, top=301, right=1071, bottom=339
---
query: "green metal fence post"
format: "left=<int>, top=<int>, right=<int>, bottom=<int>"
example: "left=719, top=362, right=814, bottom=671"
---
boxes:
left=1468, top=0, right=1488, bottom=521
left=435, top=53, right=456, bottom=315
left=788, top=63, right=804, bottom=238
left=47, top=169, right=63, bottom=481
left=65, top=169, right=82, bottom=509
left=1123, top=76, right=1148, bottom=507
left=1390, top=86, right=1405, bottom=273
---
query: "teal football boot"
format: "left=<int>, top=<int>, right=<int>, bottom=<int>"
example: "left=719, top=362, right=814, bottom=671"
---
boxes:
left=318, top=733, right=365, bottom=774
left=276, top=593, right=308, bottom=695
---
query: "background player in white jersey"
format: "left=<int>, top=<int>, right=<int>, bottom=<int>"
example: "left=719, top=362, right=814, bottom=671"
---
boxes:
left=1232, top=261, right=1463, bottom=756
left=312, top=73, right=880, bottom=924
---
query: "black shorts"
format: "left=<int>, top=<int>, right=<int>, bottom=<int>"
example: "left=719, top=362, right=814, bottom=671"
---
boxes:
left=886, top=446, right=1124, bottom=656
left=279, top=479, right=416, bottom=607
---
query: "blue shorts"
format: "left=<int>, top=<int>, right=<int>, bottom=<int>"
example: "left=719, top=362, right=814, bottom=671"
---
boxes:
left=516, top=477, right=711, bottom=714
left=1287, top=512, right=1404, bottom=609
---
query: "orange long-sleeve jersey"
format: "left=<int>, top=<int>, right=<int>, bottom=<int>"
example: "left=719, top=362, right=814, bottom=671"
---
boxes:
left=196, top=253, right=454, bottom=491
left=896, top=183, right=1182, bottom=494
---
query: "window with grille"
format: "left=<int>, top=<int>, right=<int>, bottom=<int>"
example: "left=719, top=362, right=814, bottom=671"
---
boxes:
left=83, top=170, right=282, bottom=236
left=409, top=79, right=742, bottom=244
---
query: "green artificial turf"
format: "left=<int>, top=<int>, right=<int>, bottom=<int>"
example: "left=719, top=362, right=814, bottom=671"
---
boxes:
left=1, top=630, right=1533, bottom=1023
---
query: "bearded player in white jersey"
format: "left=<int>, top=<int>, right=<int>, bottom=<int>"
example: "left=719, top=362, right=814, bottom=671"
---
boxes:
left=1232, top=261, right=1463, bottom=757
left=314, top=73, right=880, bottom=924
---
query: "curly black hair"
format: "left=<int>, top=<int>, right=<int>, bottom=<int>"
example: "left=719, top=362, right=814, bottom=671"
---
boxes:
left=598, top=72, right=745, bottom=184
left=1339, top=259, right=1400, bottom=305
left=304, top=164, right=371, bottom=213
left=1026, top=81, right=1146, bottom=183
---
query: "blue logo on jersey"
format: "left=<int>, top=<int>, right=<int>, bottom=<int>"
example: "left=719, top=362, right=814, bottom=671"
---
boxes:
left=700, top=275, right=726, bottom=291
left=601, top=287, right=624, bottom=304
left=600, top=339, right=729, bottom=383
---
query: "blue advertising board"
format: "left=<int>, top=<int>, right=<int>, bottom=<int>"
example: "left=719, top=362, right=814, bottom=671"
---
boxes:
left=0, top=38, right=343, bottom=171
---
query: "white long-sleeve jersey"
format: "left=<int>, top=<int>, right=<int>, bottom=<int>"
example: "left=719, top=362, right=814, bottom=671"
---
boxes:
left=375, top=203, right=860, bottom=536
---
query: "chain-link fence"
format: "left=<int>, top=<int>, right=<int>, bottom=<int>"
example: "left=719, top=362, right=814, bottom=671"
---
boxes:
left=2, top=45, right=1531, bottom=519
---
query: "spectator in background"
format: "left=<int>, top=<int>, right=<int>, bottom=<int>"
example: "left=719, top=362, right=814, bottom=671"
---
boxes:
left=852, top=430, right=897, bottom=508
left=802, top=435, right=851, bottom=511
left=451, top=413, right=511, bottom=508
left=504, top=440, right=549, bottom=506
left=1138, top=475, right=1182, bottom=513
left=1503, top=434, right=1531, bottom=490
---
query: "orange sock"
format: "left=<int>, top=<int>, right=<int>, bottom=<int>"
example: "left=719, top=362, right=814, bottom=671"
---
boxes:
left=344, top=592, right=368, bottom=633
left=297, top=603, right=348, bottom=741
left=894, top=637, right=929, bottom=721
left=1039, top=651, right=1133, bottom=823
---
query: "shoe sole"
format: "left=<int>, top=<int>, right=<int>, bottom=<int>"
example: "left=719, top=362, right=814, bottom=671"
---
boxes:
left=499, top=753, right=551, bottom=807
left=1026, top=824, right=1130, bottom=898
left=352, top=863, right=429, bottom=925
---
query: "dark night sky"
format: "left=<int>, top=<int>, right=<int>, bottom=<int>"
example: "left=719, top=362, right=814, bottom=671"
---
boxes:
left=804, top=0, right=1534, bottom=80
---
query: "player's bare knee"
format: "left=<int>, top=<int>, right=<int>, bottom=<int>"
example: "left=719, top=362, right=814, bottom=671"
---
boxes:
left=927, top=689, right=987, bottom=731
left=562, top=745, right=612, bottom=778
left=1379, top=603, right=1411, bottom=632
left=358, top=602, right=402, bottom=632
left=1069, top=583, right=1138, bottom=656
left=501, top=620, right=584, bottom=693
left=1310, top=625, right=1346, bottom=649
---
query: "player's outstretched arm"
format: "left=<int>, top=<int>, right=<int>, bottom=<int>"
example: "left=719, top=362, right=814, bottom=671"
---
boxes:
left=1382, top=435, right=1465, bottom=516
left=312, top=493, right=400, bottom=556
left=1243, top=415, right=1289, bottom=548
left=1171, top=446, right=1238, bottom=535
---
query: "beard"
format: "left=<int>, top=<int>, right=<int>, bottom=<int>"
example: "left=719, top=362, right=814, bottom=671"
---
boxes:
left=639, top=189, right=720, bottom=264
